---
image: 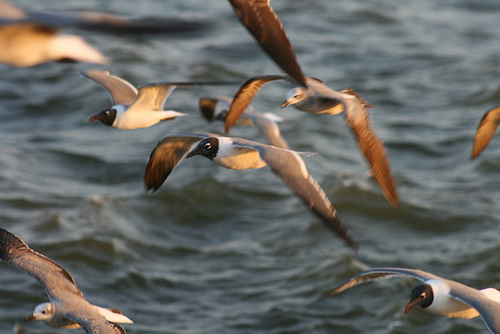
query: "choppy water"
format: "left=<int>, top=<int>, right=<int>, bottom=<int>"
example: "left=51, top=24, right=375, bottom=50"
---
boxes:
left=1, top=0, right=500, bottom=333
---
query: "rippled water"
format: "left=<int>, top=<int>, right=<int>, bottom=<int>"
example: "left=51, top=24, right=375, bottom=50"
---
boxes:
left=2, top=0, right=500, bottom=333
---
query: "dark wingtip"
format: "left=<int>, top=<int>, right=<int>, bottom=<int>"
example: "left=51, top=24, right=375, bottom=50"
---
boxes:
left=0, top=228, right=27, bottom=261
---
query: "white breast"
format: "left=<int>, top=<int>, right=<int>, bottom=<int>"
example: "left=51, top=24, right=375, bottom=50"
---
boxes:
left=214, top=138, right=267, bottom=170
left=426, top=279, right=479, bottom=319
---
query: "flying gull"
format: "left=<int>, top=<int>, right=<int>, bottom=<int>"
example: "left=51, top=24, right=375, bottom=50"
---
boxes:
left=314, top=267, right=500, bottom=334
left=144, top=132, right=357, bottom=249
left=0, top=228, right=132, bottom=334
left=0, top=0, right=207, bottom=67
left=224, top=74, right=399, bottom=208
left=199, top=94, right=290, bottom=149
left=227, top=0, right=307, bottom=87
left=81, top=70, right=190, bottom=130
left=471, top=106, right=500, bottom=159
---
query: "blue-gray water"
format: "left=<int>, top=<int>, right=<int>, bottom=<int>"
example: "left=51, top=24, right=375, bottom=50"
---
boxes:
left=1, top=0, right=500, bottom=333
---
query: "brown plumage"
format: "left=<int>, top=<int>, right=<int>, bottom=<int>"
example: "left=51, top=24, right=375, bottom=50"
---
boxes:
left=471, top=106, right=500, bottom=159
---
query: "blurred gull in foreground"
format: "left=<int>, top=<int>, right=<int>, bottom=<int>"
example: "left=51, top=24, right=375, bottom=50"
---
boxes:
left=0, top=228, right=132, bottom=334
left=227, top=0, right=307, bottom=87
left=199, top=94, right=289, bottom=149
left=144, top=132, right=357, bottom=249
left=224, top=74, right=399, bottom=208
left=314, top=267, right=500, bottom=334
left=0, top=0, right=207, bottom=67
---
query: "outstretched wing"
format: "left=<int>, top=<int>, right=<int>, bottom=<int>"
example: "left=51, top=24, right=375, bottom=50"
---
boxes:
left=129, top=84, right=177, bottom=113
left=225, top=74, right=287, bottom=133
left=227, top=0, right=306, bottom=87
left=81, top=70, right=138, bottom=105
left=144, top=133, right=213, bottom=192
left=447, top=282, right=500, bottom=334
left=232, top=139, right=357, bottom=249
left=311, top=267, right=434, bottom=309
left=249, top=113, right=290, bottom=149
left=342, top=95, right=399, bottom=208
left=0, top=228, right=82, bottom=300
left=471, top=106, right=500, bottom=159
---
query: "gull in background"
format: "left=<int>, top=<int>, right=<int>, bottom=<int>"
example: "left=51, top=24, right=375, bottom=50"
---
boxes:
left=0, top=228, right=132, bottom=334
left=224, top=74, right=399, bottom=208
left=471, top=106, right=500, bottom=159
left=313, top=267, right=500, bottom=334
left=199, top=94, right=290, bottom=149
left=0, top=0, right=207, bottom=67
left=144, top=132, right=357, bottom=249
left=227, top=0, right=307, bottom=87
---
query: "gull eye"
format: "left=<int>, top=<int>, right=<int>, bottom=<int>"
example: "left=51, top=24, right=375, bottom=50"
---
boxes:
left=204, top=143, right=211, bottom=149
left=41, top=310, right=46, bottom=314
left=105, top=111, right=111, bottom=116
left=420, top=292, right=426, bottom=298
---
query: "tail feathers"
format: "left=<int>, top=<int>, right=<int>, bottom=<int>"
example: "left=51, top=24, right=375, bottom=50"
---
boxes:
left=94, top=305, right=133, bottom=324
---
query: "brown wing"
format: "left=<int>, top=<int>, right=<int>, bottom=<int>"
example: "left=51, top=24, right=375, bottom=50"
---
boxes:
left=250, top=144, right=357, bottom=249
left=343, top=95, right=399, bottom=208
left=225, top=74, right=287, bottom=133
left=0, top=228, right=82, bottom=299
left=471, top=106, right=500, bottom=159
left=144, top=134, right=210, bottom=192
left=227, top=0, right=306, bottom=87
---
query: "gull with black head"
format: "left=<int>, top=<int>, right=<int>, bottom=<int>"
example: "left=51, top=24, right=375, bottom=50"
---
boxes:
left=224, top=74, right=399, bottom=208
left=314, top=267, right=500, bottom=334
left=0, top=228, right=132, bottom=334
left=199, top=94, right=289, bottom=149
left=81, top=69, right=187, bottom=130
left=144, top=132, right=357, bottom=249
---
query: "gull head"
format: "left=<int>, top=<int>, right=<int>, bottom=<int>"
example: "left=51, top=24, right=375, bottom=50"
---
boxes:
left=405, top=284, right=434, bottom=314
left=89, top=108, right=117, bottom=126
left=186, top=137, right=219, bottom=161
left=25, top=302, right=55, bottom=322
left=281, top=87, right=307, bottom=108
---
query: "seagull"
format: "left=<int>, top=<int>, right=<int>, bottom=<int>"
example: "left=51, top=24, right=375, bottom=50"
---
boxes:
left=81, top=70, right=187, bottom=130
left=0, top=228, right=133, bottom=334
left=0, top=0, right=209, bottom=67
left=199, top=94, right=290, bottom=149
left=0, top=1, right=108, bottom=67
left=315, top=267, right=500, bottom=334
left=224, top=74, right=399, bottom=208
left=144, top=132, right=357, bottom=249
left=227, top=0, right=307, bottom=87
left=471, top=106, right=500, bottom=159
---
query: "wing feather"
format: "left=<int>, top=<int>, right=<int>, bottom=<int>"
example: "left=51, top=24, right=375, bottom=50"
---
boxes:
left=227, top=0, right=306, bottom=87
left=249, top=145, right=356, bottom=249
left=0, top=228, right=82, bottom=299
left=80, top=70, right=137, bottom=105
left=471, top=106, right=500, bottom=159
left=225, top=74, right=287, bottom=133
left=144, top=134, right=212, bottom=192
